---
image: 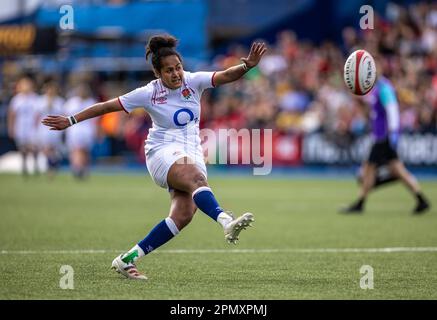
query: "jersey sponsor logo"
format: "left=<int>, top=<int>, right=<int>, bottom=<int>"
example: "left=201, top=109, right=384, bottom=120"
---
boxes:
left=151, top=82, right=168, bottom=105
left=155, top=96, right=167, bottom=104
left=173, top=108, right=195, bottom=126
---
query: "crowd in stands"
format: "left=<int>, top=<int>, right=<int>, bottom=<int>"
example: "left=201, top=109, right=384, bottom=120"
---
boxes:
left=1, top=1, right=436, bottom=162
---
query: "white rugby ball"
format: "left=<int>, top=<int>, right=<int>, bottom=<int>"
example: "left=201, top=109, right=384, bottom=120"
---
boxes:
left=344, top=49, right=376, bottom=95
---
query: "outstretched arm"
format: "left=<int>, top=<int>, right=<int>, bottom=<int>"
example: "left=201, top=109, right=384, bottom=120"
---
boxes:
left=213, top=42, right=267, bottom=87
left=42, top=98, right=124, bottom=130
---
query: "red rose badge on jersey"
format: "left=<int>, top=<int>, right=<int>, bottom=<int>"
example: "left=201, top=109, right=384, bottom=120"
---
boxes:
left=181, top=88, right=191, bottom=100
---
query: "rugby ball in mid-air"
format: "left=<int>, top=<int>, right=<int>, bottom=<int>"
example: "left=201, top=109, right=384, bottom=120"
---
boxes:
left=344, top=49, right=376, bottom=95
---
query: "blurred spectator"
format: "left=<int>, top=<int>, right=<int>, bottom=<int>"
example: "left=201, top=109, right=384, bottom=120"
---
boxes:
left=7, top=76, right=40, bottom=176
left=35, top=80, right=65, bottom=178
left=64, top=84, right=97, bottom=179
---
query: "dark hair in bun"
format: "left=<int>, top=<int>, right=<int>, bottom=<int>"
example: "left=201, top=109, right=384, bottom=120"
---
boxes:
left=146, top=34, right=182, bottom=72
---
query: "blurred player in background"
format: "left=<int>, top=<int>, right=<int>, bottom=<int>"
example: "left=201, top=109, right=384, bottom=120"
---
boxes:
left=35, top=80, right=65, bottom=179
left=64, top=84, right=97, bottom=180
left=342, top=59, right=431, bottom=214
left=42, top=34, right=266, bottom=280
left=7, top=76, right=40, bottom=177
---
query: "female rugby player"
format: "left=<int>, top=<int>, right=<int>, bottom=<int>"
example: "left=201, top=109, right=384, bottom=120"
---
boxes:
left=42, top=35, right=266, bottom=280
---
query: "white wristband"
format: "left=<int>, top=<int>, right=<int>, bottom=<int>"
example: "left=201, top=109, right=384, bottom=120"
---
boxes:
left=67, top=115, right=77, bottom=126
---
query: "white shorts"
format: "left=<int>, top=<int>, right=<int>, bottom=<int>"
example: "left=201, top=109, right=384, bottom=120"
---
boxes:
left=145, top=144, right=207, bottom=189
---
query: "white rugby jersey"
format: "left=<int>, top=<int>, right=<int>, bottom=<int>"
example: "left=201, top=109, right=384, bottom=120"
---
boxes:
left=9, top=92, right=40, bottom=137
left=118, top=71, right=215, bottom=154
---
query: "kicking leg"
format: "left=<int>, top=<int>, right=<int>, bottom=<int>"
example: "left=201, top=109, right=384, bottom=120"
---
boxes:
left=167, top=157, right=254, bottom=243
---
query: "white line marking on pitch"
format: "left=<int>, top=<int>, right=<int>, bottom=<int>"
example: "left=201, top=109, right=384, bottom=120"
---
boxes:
left=1, top=247, right=437, bottom=255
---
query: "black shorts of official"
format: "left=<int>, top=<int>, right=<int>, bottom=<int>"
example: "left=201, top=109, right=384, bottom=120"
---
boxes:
left=367, top=138, right=398, bottom=166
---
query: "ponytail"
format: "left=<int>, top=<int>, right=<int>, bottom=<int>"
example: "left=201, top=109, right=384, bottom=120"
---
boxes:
left=146, top=34, right=182, bottom=72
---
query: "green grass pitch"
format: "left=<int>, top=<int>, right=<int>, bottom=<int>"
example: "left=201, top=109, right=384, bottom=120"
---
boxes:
left=1, top=172, right=436, bottom=299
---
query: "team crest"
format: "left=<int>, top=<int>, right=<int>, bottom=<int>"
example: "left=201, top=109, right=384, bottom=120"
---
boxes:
left=181, top=88, right=191, bottom=100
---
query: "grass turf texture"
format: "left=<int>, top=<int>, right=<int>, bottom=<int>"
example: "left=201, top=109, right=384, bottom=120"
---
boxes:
left=0, top=173, right=436, bottom=299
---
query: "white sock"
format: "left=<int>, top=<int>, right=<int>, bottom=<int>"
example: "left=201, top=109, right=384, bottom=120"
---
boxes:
left=122, top=244, right=145, bottom=264
left=217, top=212, right=233, bottom=228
